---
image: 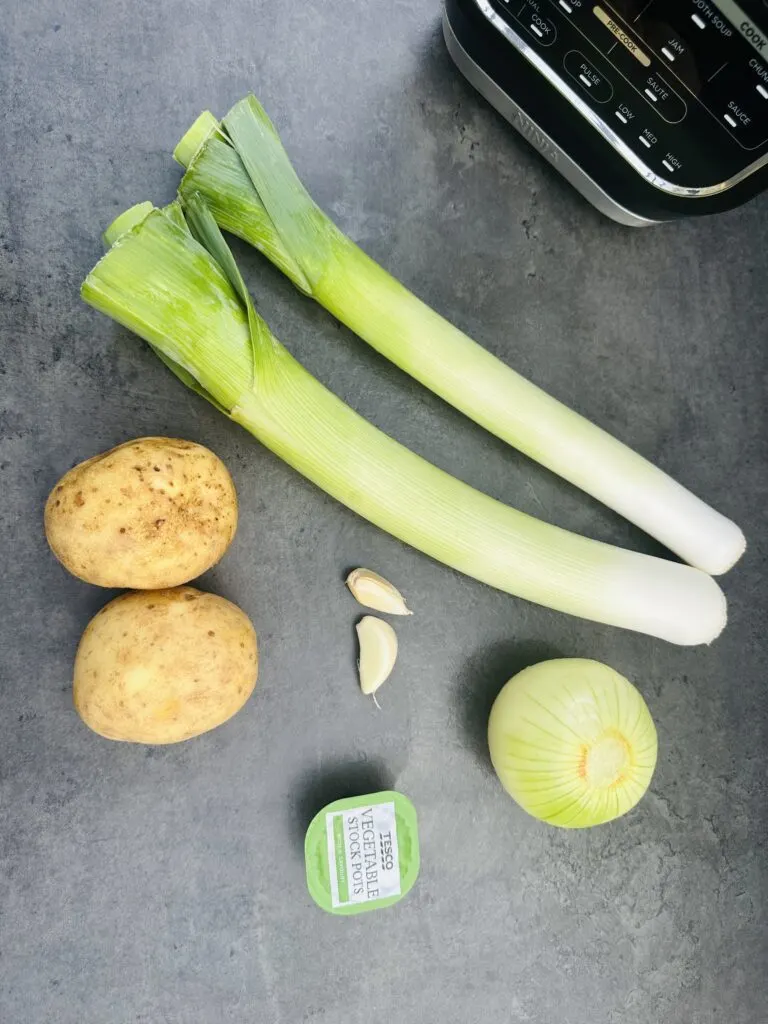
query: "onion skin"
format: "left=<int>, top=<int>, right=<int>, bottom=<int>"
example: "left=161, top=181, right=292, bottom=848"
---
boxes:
left=488, top=659, right=657, bottom=828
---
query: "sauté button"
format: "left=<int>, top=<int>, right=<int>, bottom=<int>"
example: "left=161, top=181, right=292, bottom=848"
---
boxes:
left=641, top=70, right=687, bottom=122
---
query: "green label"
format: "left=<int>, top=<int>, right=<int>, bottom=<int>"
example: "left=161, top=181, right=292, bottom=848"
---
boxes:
left=332, top=813, right=349, bottom=905
left=305, top=791, right=419, bottom=915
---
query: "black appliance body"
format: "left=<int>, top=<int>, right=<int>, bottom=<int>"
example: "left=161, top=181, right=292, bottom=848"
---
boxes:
left=444, top=0, right=768, bottom=223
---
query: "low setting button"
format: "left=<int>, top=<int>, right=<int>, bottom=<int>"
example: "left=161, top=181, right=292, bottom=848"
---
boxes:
left=564, top=50, right=614, bottom=102
left=614, top=101, right=638, bottom=124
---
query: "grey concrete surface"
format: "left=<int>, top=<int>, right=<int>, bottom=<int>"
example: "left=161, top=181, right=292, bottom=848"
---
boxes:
left=1, top=2, right=767, bottom=1022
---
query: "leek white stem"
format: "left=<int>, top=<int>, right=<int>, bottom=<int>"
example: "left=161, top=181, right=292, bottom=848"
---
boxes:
left=81, top=202, right=727, bottom=645
left=175, top=95, right=745, bottom=576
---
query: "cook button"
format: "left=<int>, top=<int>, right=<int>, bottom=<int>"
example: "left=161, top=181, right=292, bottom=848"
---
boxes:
left=564, top=51, right=614, bottom=103
left=641, top=71, right=687, bottom=123
left=520, top=3, right=557, bottom=46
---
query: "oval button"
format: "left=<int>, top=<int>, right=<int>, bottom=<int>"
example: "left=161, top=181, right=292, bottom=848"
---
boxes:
left=563, top=50, right=614, bottom=103
left=641, top=71, right=687, bottom=123
left=519, top=3, right=557, bottom=47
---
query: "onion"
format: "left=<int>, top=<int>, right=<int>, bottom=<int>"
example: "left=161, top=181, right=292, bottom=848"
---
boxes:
left=488, top=659, right=657, bottom=828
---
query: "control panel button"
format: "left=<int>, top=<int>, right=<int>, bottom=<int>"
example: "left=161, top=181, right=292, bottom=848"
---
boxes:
left=638, top=18, right=706, bottom=92
left=639, top=2, right=734, bottom=87
left=661, top=152, right=683, bottom=174
left=588, top=10, right=691, bottom=122
left=637, top=127, right=658, bottom=149
left=564, top=50, right=614, bottom=102
left=641, top=70, right=687, bottom=122
left=520, top=2, right=557, bottom=45
left=748, top=55, right=768, bottom=98
left=701, top=62, right=768, bottom=149
left=682, top=2, right=735, bottom=41
left=614, top=101, right=638, bottom=124
left=720, top=96, right=767, bottom=148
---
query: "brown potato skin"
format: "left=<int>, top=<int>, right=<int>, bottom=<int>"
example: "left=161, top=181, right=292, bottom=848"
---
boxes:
left=73, top=587, right=258, bottom=744
left=44, top=437, right=237, bottom=589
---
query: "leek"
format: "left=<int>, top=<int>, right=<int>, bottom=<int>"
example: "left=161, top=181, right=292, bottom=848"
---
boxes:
left=174, top=95, right=745, bottom=577
left=81, top=198, right=726, bottom=645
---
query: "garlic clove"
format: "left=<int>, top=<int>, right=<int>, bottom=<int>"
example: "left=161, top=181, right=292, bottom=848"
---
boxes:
left=346, top=568, right=412, bottom=616
left=356, top=616, right=398, bottom=705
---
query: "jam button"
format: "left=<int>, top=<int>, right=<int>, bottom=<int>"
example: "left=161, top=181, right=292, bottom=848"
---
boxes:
left=640, top=70, right=687, bottom=123
left=639, top=19, right=704, bottom=93
left=563, top=51, right=614, bottom=103
left=519, top=3, right=557, bottom=46
left=640, top=1, right=728, bottom=83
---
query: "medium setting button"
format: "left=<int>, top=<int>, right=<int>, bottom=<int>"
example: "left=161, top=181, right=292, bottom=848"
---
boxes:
left=564, top=50, right=614, bottom=102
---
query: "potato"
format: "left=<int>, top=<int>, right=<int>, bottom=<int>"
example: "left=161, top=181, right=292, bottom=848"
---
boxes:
left=73, top=587, right=258, bottom=744
left=44, top=437, right=237, bottom=589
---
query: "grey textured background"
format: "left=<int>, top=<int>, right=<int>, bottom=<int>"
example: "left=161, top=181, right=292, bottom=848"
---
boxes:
left=1, top=2, right=767, bottom=1022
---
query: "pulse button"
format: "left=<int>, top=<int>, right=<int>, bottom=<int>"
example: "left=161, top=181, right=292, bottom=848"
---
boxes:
left=564, top=51, right=614, bottom=103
